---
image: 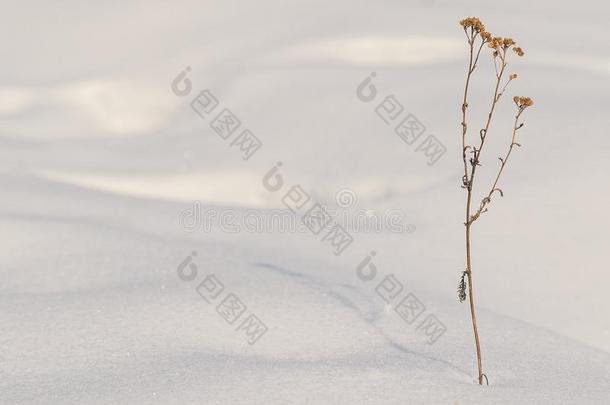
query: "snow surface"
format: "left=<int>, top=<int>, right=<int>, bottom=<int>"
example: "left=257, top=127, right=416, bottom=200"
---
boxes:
left=1, top=0, right=610, bottom=404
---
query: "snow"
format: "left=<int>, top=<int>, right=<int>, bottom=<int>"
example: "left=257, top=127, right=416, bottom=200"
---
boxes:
left=1, top=0, right=609, bottom=403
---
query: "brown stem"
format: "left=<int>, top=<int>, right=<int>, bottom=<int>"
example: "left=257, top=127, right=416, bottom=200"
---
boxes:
left=468, top=50, right=507, bottom=195
left=471, top=109, right=524, bottom=221
left=463, top=45, right=508, bottom=386
left=460, top=35, right=474, bottom=183
left=465, top=223, right=484, bottom=385
left=461, top=31, right=486, bottom=187
left=487, top=110, right=523, bottom=197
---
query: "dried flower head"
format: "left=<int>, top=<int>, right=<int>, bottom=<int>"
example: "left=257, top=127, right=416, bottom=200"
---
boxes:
left=513, top=96, right=534, bottom=108
left=488, top=36, right=502, bottom=49
left=488, top=36, right=519, bottom=51
left=513, top=47, right=525, bottom=56
left=460, top=17, right=486, bottom=32
left=481, top=31, right=492, bottom=42
left=509, top=73, right=518, bottom=80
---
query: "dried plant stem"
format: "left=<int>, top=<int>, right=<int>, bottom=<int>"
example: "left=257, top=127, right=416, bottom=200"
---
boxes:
left=464, top=221, right=483, bottom=384
left=463, top=42, right=507, bottom=387
left=458, top=16, right=533, bottom=386
left=460, top=34, right=484, bottom=385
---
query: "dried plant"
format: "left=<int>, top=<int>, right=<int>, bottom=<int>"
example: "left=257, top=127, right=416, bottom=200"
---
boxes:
left=458, top=17, right=534, bottom=385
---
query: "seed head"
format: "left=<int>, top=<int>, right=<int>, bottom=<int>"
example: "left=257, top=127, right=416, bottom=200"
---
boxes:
left=488, top=36, right=503, bottom=49
left=503, top=38, right=515, bottom=47
left=459, top=17, right=486, bottom=32
left=488, top=36, right=519, bottom=51
left=513, top=96, right=534, bottom=108
left=513, top=47, right=525, bottom=56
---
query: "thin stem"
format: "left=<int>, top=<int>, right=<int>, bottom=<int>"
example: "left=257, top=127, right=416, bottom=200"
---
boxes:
left=461, top=32, right=486, bottom=189
left=465, top=223, right=483, bottom=384
left=464, top=45, right=508, bottom=386
left=471, top=109, right=525, bottom=222
left=488, top=110, right=523, bottom=195
left=461, top=32, right=475, bottom=184
left=471, top=50, right=507, bottom=184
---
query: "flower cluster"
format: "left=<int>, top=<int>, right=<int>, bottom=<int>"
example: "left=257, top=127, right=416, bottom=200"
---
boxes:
left=460, top=17, right=486, bottom=32
left=460, top=18, right=526, bottom=58
left=460, top=17, right=532, bottom=111
left=513, top=47, right=524, bottom=56
left=488, top=36, right=520, bottom=51
left=513, top=96, right=534, bottom=108
left=460, top=17, right=493, bottom=42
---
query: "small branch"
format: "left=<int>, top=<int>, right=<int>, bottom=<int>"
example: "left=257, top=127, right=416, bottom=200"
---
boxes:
left=461, top=33, right=490, bottom=191
left=460, top=37, right=476, bottom=188
left=468, top=109, right=525, bottom=223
